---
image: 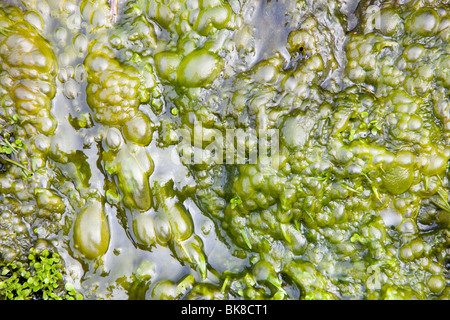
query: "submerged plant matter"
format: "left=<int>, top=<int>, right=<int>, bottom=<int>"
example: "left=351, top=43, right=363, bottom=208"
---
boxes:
left=0, top=0, right=450, bottom=300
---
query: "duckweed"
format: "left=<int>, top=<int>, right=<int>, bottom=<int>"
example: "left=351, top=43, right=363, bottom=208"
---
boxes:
left=1, top=0, right=450, bottom=301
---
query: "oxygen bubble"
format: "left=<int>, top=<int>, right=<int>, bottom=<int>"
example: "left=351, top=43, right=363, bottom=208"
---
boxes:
left=54, top=27, right=68, bottom=44
left=403, top=44, right=425, bottom=62
left=407, top=8, right=439, bottom=37
left=73, top=199, right=110, bottom=260
left=74, top=64, right=87, bottom=83
left=177, top=49, right=223, bottom=87
left=63, top=79, right=79, bottom=100
left=73, top=33, right=88, bottom=55
left=105, top=128, right=123, bottom=150
left=123, top=113, right=153, bottom=146
left=24, top=11, right=44, bottom=32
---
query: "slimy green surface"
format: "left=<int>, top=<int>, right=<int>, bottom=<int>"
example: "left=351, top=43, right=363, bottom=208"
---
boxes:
left=0, top=0, right=450, bottom=300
